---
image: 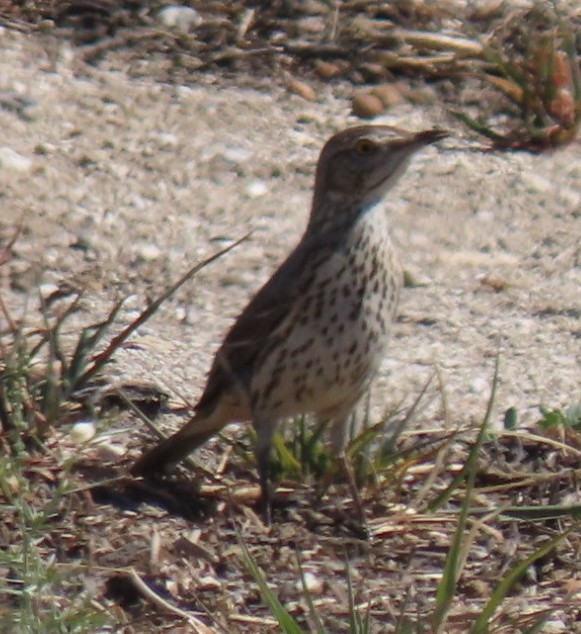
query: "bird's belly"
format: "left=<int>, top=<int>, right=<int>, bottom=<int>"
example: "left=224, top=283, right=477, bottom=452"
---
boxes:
left=251, top=238, right=402, bottom=419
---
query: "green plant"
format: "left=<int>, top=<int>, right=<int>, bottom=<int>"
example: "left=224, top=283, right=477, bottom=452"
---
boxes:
left=0, top=423, right=113, bottom=632
left=0, top=234, right=247, bottom=631
left=238, top=360, right=577, bottom=632
left=0, top=236, right=248, bottom=450
left=538, top=402, right=581, bottom=431
left=235, top=377, right=434, bottom=507
left=453, top=2, right=580, bottom=151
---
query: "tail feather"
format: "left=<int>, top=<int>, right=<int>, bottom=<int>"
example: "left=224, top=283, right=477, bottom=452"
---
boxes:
left=131, top=410, right=228, bottom=476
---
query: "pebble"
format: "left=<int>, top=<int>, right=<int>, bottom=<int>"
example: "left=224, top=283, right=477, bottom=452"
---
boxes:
left=0, top=146, right=32, bottom=172
left=70, top=421, right=96, bottom=444
left=469, top=376, right=490, bottom=395
left=314, top=60, right=342, bottom=79
left=39, top=282, right=60, bottom=299
left=295, top=571, right=323, bottom=594
left=286, top=78, right=317, bottom=102
left=519, top=171, right=554, bottom=194
left=352, top=91, right=384, bottom=119
left=245, top=180, right=268, bottom=198
left=151, top=132, right=179, bottom=149
left=156, top=6, right=203, bottom=33
left=371, top=84, right=404, bottom=108
left=94, top=441, right=126, bottom=460
left=136, top=243, right=162, bottom=261
left=34, top=142, right=57, bottom=155
left=222, top=146, right=252, bottom=164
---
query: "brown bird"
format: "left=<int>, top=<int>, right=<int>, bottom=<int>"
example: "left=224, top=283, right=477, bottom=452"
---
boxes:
left=132, top=125, right=447, bottom=521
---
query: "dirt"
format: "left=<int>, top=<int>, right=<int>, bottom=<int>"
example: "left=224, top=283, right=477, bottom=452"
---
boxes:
left=0, top=17, right=580, bottom=634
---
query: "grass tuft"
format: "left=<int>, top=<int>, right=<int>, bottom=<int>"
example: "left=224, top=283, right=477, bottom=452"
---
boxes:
left=453, top=2, right=580, bottom=151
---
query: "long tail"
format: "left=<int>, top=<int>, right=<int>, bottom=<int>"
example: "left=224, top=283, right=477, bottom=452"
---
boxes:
left=131, top=409, right=229, bottom=476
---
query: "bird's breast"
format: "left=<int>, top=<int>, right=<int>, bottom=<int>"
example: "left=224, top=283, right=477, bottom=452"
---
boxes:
left=250, top=203, right=402, bottom=419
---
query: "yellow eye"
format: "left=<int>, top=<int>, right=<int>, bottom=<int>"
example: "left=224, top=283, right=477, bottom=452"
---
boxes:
left=354, top=138, right=377, bottom=155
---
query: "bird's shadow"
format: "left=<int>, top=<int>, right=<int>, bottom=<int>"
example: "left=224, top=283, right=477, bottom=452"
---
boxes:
left=77, top=462, right=370, bottom=539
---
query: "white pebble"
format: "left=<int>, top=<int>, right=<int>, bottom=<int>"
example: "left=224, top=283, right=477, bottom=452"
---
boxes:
left=39, top=282, right=59, bottom=298
left=153, top=132, right=179, bottom=149
left=295, top=571, right=323, bottom=595
left=136, top=243, right=162, bottom=261
left=520, top=171, right=553, bottom=194
left=0, top=147, right=32, bottom=172
left=157, top=6, right=203, bottom=33
left=222, top=146, right=252, bottom=164
left=175, top=305, right=187, bottom=321
left=246, top=180, right=268, bottom=198
left=70, top=421, right=96, bottom=444
left=475, top=208, right=494, bottom=222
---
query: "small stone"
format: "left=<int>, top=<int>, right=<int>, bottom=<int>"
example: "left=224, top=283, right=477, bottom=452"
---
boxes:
left=296, top=16, right=326, bottom=35
left=34, top=142, right=57, bottom=155
left=246, top=180, right=268, bottom=198
left=0, top=147, right=32, bottom=172
left=71, top=421, right=96, bottom=444
left=295, top=571, right=323, bottom=594
left=152, top=132, right=179, bottom=149
left=136, top=243, right=162, bottom=261
left=286, top=78, right=317, bottom=102
left=352, top=91, right=384, bottom=119
left=39, top=282, right=60, bottom=299
left=314, top=60, right=342, bottom=80
left=469, top=376, right=489, bottom=394
left=360, top=62, right=390, bottom=80
left=520, top=171, right=553, bottom=194
left=157, top=6, right=203, bottom=33
left=400, top=85, right=436, bottom=104
left=371, top=84, right=404, bottom=108
left=222, top=146, right=252, bottom=164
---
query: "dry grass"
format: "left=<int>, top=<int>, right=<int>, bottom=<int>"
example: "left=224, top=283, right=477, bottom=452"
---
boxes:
left=1, top=276, right=580, bottom=631
left=1, top=2, right=580, bottom=632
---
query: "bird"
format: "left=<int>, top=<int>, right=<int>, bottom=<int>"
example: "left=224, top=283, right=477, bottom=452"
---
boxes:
left=131, top=124, right=448, bottom=522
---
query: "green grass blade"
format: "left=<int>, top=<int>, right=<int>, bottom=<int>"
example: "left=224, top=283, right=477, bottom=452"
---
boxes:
left=273, top=432, right=302, bottom=475
left=431, top=356, right=500, bottom=630
left=345, top=555, right=370, bottom=634
left=521, top=610, right=553, bottom=634
left=470, top=504, right=581, bottom=521
left=297, top=553, right=326, bottom=634
left=470, top=527, right=576, bottom=634
left=67, top=299, right=126, bottom=390
left=429, top=355, right=499, bottom=513
left=81, top=234, right=249, bottom=386
left=240, top=540, right=305, bottom=634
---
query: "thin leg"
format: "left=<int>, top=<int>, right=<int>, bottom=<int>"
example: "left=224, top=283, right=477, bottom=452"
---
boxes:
left=341, top=453, right=367, bottom=528
left=254, top=419, right=276, bottom=525
left=328, top=412, right=368, bottom=530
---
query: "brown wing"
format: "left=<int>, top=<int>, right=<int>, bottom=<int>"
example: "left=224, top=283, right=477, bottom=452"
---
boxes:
left=195, top=234, right=335, bottom=414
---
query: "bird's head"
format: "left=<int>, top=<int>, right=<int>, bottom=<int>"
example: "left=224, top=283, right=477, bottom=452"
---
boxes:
left=312, top=125, right=448, bottom=212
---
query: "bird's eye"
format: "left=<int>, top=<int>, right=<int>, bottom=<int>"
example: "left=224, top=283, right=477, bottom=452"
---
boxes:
left=354, top=138, right=377, bottom=155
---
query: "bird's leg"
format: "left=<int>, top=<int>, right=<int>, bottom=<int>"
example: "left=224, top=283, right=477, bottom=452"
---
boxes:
left=341, top=453, right=367, bottom=528
left=329, top=413, right=368, bottom=530
left=254, top=419, right=276, bottom=525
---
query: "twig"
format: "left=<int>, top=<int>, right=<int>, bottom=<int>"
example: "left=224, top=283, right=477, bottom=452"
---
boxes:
left=388, top=28, right=483, bottom=56
left=128, top=568, right=215, bottom=633
left=78, top=28, right=173, bottom=63
left=84, top=233, right=250, bottom=385
left=197, top=46, right=280, bottom=70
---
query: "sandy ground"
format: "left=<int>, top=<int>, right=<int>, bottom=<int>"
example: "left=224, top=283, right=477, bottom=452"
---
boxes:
left=0, top=21, right=579, bottom=633
left=1, top=27, right=578, bottom=440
